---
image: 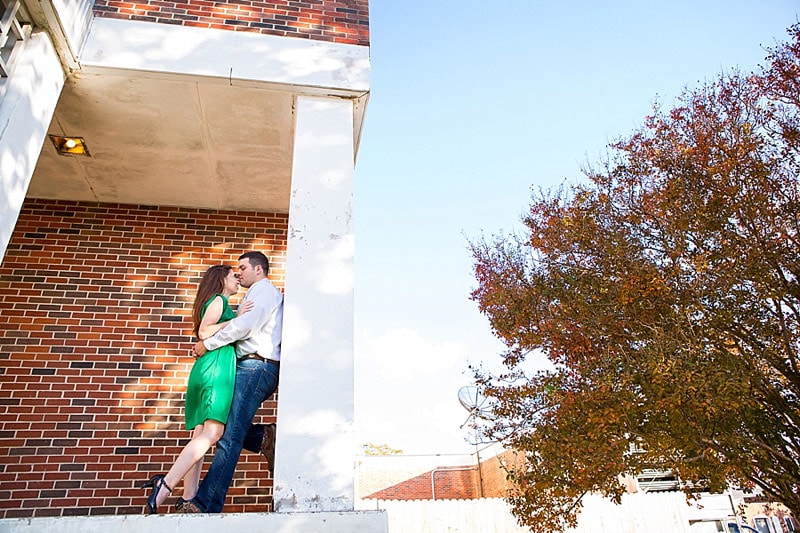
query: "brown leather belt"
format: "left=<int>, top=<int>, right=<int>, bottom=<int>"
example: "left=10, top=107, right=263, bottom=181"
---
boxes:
left=243, top=353, right=279, bottom=366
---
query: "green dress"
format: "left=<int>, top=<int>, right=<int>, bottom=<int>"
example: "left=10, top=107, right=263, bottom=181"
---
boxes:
left=184, top=294, right=236, bottom=430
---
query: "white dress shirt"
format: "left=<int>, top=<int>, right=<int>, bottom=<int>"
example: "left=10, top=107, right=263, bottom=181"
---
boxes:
left=203, top=278, right=283, bottom=361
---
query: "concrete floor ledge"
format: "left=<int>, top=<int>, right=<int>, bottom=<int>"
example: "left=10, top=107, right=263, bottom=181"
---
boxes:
left=0, top=511, right=389, bottom=533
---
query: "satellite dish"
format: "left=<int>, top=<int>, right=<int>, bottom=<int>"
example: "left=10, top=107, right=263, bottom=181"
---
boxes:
left=457, top=385, right=494, bottom=429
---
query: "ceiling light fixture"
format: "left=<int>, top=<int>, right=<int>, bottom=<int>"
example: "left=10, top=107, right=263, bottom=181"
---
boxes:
left=49, top=135, right=91, bottom=156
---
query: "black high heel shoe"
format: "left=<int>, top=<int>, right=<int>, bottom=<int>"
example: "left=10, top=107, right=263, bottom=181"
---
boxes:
left=140, top=474, right=173, bottom=514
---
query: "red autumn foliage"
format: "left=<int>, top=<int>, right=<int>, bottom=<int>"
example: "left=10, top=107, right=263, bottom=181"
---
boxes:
left=470, top=24, right=800, bottom=532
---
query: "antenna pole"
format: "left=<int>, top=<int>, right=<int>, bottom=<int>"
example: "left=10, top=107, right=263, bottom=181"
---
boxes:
left=475, top=437, right=484, bottom=498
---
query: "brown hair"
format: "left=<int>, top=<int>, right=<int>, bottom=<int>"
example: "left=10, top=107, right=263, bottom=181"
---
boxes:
left=191, top=265, right=232, bottom=337
left=239, top=251, right=269, bottom=275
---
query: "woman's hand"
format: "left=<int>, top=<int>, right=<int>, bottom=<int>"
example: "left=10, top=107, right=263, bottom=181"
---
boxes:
left=237, top=300, right=254, bottom=316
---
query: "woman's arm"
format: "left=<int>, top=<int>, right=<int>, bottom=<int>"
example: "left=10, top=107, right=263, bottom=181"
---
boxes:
left=200, top=319, right=230, bottom=340
left=197, top=296, right=224, bottom=340
left=198, top=297, right=253, bottom=340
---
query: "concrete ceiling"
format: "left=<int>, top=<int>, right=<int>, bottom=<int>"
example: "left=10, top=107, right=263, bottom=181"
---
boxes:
left=28, top=70, right=296, bottom=212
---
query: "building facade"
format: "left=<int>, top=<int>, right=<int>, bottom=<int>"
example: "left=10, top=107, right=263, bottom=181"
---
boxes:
left=357, top=447, right=798, bottom=533
left=358, top=446, right=521, bottom=502
left=0, top=0, right=369, bottom=519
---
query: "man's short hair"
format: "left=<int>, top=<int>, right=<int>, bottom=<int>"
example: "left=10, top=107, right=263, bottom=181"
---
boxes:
left=239, top=251, right=270, bottom=275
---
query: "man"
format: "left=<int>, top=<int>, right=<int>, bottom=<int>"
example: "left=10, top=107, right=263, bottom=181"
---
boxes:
left=181, top=251, right=282, bottom=513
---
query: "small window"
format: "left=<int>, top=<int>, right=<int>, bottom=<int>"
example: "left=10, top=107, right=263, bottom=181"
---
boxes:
left=785, top=516, right=797, bottom=533
left=0, top=0, right=32, bottom=78
left=689, top=520, right=725, bottom=533
left=753, top=516, right=771, bottom=533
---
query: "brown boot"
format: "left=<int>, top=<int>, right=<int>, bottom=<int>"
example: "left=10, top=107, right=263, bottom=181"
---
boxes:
left=260, top=423, right=276, bottom=473
left=176, top=498, right=202, bottom=513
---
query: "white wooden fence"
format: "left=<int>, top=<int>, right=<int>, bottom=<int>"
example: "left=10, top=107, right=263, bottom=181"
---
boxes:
left=360, top=492, right=700, bottom=533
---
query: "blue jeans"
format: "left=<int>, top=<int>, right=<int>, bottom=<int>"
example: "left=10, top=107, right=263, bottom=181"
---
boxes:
left=192, top=358, right=279, bottom=512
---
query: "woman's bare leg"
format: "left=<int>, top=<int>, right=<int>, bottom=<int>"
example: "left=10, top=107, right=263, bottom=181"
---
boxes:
left=157, top=420, right=225, bottom=506
left=182, top=425, right=204, bottom=500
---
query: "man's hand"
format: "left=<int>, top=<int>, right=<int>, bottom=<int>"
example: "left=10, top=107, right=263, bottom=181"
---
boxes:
left=237, top=300, right=254, bottom=316
left=192, top=340, right=208, bottom=358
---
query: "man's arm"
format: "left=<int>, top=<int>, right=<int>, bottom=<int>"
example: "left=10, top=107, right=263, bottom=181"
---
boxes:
left=193, top=302, right=266, bottom=357
left=192, top=282, right=280, bottom=357
left=203, top=302, right=268, bottom=351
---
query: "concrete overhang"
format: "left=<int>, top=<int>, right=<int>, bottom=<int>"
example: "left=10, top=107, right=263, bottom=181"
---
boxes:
left=25, top=16, right=370, bottom=213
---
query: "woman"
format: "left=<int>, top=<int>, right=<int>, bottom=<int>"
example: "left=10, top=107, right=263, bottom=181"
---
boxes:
left=141, top=264, right=251, bottom=513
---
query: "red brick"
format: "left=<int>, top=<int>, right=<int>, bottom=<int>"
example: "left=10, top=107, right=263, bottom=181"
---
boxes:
left=0, top=199, right=284, bottom=518
left=92, top=0, right=368, bottom=46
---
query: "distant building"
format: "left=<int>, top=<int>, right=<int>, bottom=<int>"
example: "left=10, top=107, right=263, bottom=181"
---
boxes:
left=358, top=444, right=519, bottom=501
left=357, top=445, right=798, bottom=533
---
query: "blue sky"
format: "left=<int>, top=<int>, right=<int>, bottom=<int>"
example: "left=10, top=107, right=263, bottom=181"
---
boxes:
left=353, top=1, right=799, bottom=455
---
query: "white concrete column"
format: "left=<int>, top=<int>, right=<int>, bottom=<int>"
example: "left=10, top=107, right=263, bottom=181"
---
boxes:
left=0, top=32, right=65, bottom=262
left=275, top=95, right=356, bottom=512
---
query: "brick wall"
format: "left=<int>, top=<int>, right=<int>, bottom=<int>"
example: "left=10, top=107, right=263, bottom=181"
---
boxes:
left=477, top=449, right=520, bottom=498
left=92, top=0, right=369, bottom=46
left=359, top=449, right=523, bottom=502
left=365, top=467, right=479, bottom=501
left=0, top=199, right=287, bottom=518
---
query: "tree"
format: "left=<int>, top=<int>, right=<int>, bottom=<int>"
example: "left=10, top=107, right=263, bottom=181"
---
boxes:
left=361, top=442, right=403, bottom=456
left=470, top=24, right=800, bottom=532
